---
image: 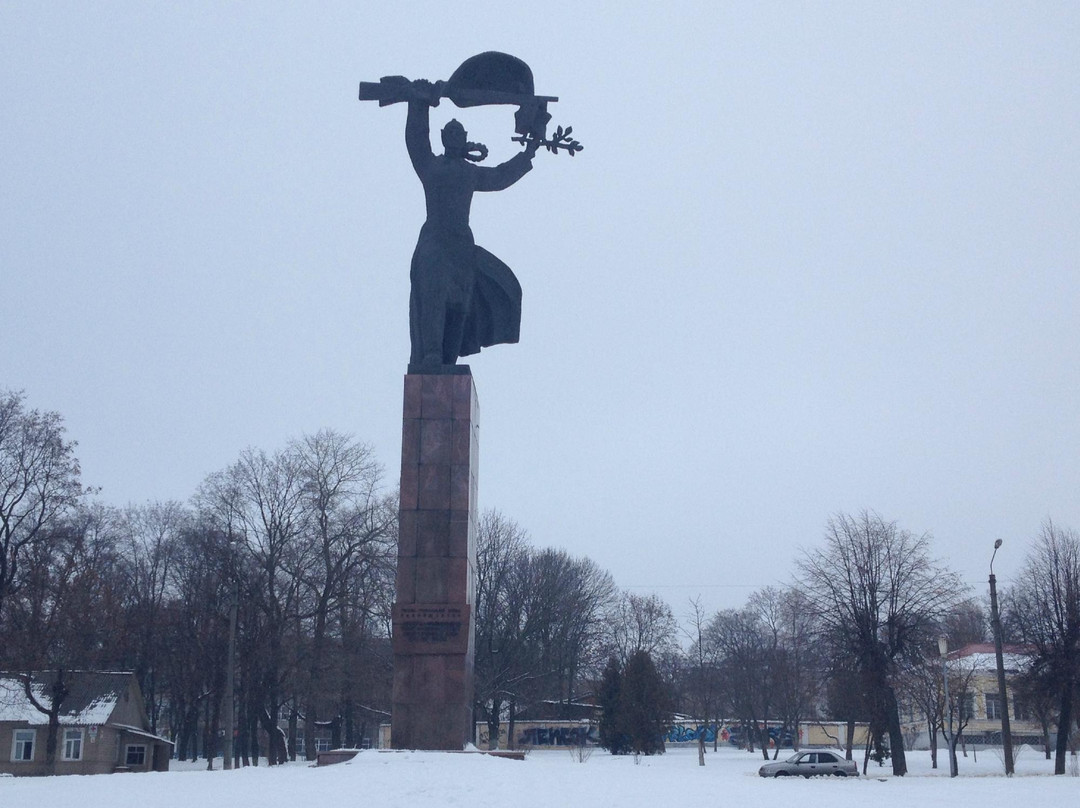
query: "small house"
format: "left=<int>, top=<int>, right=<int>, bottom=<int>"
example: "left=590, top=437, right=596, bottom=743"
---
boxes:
left=0, top=670, right=173, bottom=776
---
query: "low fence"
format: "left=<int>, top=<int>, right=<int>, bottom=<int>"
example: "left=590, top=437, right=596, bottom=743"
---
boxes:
left=377, top=719, right=875, bottom=750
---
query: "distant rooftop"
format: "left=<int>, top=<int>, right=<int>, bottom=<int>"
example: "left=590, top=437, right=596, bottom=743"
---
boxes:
left=0, top=671, right=134, bottom=726
left=947, top=643, right=1033, bottom=672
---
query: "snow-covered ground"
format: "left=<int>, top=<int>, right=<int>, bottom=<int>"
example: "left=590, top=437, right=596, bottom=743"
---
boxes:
left=2, top=745, right=1076, bottom=807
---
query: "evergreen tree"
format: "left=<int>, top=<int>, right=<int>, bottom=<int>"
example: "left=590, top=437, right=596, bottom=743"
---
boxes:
left=597, top=656, right=628, bottom=754
left=620, top=649, right=672, bottom=755
left=599, top=651, right=672, bottom=755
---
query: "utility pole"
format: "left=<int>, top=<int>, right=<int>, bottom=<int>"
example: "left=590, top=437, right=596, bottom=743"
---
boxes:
left=223, top=538, right=238, bottom=770
left=939, top=636, right=958, bottom=777
left=989, top=538, right=1015, bottom=776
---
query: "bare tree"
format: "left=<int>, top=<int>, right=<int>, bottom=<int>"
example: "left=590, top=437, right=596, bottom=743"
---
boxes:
left=900, top=654, right=946, bottom=768
left=6, top=504, right=126, bottom=771
left=473, top=509, right=531, bottom=748
left=291, top=430, right=390, bottom=760
left=683, top=597, right=723, bottom=749
left=197, top=447, right=306, bottom=764
left=522, top=549, right=616, bottom=707
left=797, top=511, right=963, bottom=776
left=706, top=606, right=773, bottom=756
left=0, top=391, right=84, bottom=622
left=606, top=591, right=679, bottom=665
left=118, top=501, right=189, bottom=732
left=898, top=598, right=987, bottom=769
left=941, top=651, right=980, bottom=775
left=751, top=586, right=820, bottom=756
left=1009, top=520, right=1080, bottom=775
left=159, top=520, right=230, bottom=762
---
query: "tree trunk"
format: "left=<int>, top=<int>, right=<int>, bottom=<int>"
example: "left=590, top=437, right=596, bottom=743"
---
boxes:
left=487, top=697, right=502, bottom=750
left=288, top=704, right=299, bottom=761
left=845, top=718, right=855, bottom=760
left=773, top=721, right=789, bottom=759
left=885, top=685, right=908, bottom=776
left=206, top=695, right=220, bottom=769
left=303, top=701, right=316, bottom=760
left=248, top=707, right=260, bottom=765
left=343, top=699, right=355, bottom=748
left=181, top=704, right=199, bottom=760
left=45, top=713, right=60, bottom=774
left=259, top=706, right=287, bottom=765
left=507, top=701, right=517, bottom=750
left=1055, top=683, right=1073, bottom=775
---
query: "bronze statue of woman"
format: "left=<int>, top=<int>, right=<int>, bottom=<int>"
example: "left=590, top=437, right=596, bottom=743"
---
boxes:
left=404, top=79, right=539, bottom=371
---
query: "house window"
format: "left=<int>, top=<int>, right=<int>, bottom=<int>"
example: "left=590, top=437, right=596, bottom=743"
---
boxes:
left=961, top=694, right=975, bottom=720
left=63, top=728, right=84, bottom=761
left=315, top=737, right=331, bottom=752
left=986, top=692, right=1002, bottom=720
left=11, top=729, right=35, bottom=761
left=294, top=735, right=306, bottom=756
left=1013, top=698, right=1032, bottom=721
left=125, top=745, right=147, bottom=766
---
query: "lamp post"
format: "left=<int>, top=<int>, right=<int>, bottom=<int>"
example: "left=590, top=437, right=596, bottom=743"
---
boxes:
left=223, top=536, right=239, bottom=770
left=989, top=538, right=1015, bottom=776
left=939, top=636, right=958, bottom=777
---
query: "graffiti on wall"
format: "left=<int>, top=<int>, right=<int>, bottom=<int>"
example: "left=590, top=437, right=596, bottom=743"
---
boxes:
left=475, top=722, right=598, bottom=748
left=664, top=723, right=800, bottom=747
left=517, top=725, right=598, bottom=747
left=664, top=724, right=731, bottom=744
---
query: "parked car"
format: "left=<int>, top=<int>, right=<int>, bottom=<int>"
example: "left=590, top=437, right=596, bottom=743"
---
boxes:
left=759, top=750, right=858, bottom=777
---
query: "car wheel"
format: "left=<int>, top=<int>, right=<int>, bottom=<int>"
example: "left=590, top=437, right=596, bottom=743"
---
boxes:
left=834, top=771, right=847, bottom=777
left=775, top=771, right=788, bottom=777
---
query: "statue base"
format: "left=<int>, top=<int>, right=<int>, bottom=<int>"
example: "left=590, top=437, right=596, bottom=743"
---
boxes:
left=407, top=362, right=472, bottom=376
left=391, top=371, right=478, bottom=750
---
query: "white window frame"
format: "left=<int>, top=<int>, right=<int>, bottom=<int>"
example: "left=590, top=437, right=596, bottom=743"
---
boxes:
left=11, top=728, right=36, bottom=762
left=315, top=737, right=332, bottom=752
left=63, top=727, right=84, bottom=761
left=985, top=692, right=1002, bottom=721
left=125, top=744, right=147, bottom=767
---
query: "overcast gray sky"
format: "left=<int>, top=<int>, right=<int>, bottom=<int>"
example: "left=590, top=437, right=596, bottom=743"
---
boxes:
left=3, top=2, right=1078, bottom=618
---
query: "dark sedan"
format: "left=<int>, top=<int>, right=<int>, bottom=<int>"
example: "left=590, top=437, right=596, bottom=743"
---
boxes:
left=759, top=750, right=859, bottom=777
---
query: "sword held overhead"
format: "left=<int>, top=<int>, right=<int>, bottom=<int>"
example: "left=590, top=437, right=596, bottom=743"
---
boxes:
left=358, top=51, right=582, bottom=155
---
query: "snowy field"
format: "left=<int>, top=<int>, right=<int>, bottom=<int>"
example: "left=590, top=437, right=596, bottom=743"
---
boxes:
left=2, top=745, right=1076, bottom=808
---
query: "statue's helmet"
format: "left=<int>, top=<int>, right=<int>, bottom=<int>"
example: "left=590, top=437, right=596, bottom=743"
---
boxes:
left=446, top=52, right=535, bottom=106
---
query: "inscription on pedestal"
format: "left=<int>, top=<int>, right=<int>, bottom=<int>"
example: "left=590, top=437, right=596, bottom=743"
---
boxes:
left=392, top=603, right=471, bottom=654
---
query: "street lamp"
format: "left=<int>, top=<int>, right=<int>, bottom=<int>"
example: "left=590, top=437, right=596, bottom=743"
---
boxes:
left=223, top=535, right=239, bottom=770
left=989, top=538, right=1015, bottom=776
left=938, top=636, right=958, bottom=777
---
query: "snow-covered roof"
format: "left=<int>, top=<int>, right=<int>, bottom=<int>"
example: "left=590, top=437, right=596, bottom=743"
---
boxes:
left=107, top=723, right=174, bottom=746
left=948, top=643, right=1032, bottom=673
left=0, top=671, right=134, bottom=726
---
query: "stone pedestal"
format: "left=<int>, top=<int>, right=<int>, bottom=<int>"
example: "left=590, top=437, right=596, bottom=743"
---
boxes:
left=391, top=372, right=478, bottom=749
